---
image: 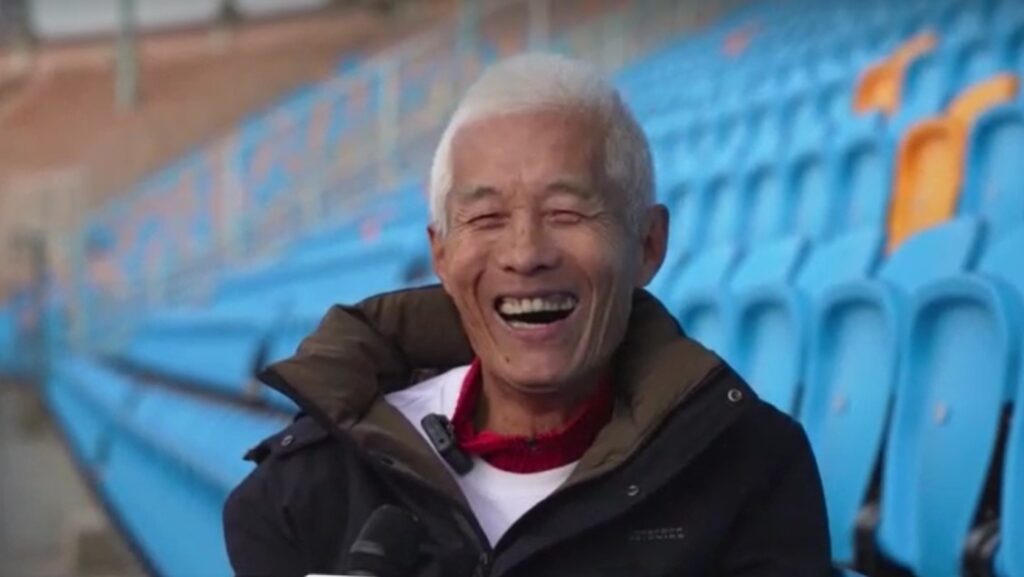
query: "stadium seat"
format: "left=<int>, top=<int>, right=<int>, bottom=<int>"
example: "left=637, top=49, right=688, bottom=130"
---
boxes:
left=878, top=223, right=1023, bottom=577
left=670, top=244, right=742, bottom=358
left=723, top=236, right=808, bottom=411
left=44, top=358, right=141, bottom=464
left=996, top=251, right=1024, bottom=577
left=119, top=310, right=268, bottom=397
left=887, top=115, right=968, bottom=252
left=855, top=31, right=939, bottom=117
left=949, top=73, right=1021, bottom=125
left=742, top=156, right=787, bottom=244
left=953, top=38, right=1008, bottom=88
left=102, top=388, right=284, bottom=577
left=831, top=116, right=894, bottom=232
left=803, top=218, right=986, bottom=566
left=701, top=167, right=746, bottom=248
left=891, top=51, right=952, bottom=132
left=784, top=141, right=834, bottom=241
left=940, top=0, right=988, bottom=44
left=961, top=101, right=1024, bottom=237
left=888, top=74, right=1019, bottom=252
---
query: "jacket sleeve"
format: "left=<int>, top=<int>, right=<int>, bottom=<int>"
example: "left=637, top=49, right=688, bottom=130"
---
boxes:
left=223, top=462, right=306, bottom=577
left=719, top=420, right=834, bottom=577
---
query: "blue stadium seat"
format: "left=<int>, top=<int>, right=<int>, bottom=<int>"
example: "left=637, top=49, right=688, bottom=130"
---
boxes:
left=961, top=102, right=1024, bottom=238
left=120, top=310, right=267, bottom=397
left=724, top=236, right=808, bottom=410
left=953, top=37, right=1008, bottom=88
left=670, top=244, right=742, bottom=357
left=830, top=116, right=894, bottom=232
left=44, top=358, right=141, bottom=464
left=0, top=306, right=15, bottom=374
left=940, top=0, right=988, bottom=44
left=881, top=224, right=1023, bottom=577
left=700, top=166, right=746, bottom=248
left=102, top=386, right=285, bottom=577
left=742, top=156, right=787, bottom=244
left=893, top=51, right=952, bottom=133
left=784, top=141, right=834, bottom=241
left=803, top=218, right=986, bottom=565
left=997, top=241, right=1024, bottom=577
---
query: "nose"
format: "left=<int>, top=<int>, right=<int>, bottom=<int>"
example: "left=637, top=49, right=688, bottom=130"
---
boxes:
left=496, top=212, right=560, bottom=275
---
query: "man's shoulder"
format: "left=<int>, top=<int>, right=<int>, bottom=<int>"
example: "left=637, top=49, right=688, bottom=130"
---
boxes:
left=684, top=365, right=810, bottom=460
left=243, top=414, right=334, bottom=466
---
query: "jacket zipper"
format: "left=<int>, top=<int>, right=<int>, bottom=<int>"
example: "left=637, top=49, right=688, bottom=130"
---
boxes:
left=259, top=369, right=494, bottom=570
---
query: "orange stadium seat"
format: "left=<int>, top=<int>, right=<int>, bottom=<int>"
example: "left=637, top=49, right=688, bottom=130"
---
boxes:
left=887, top=74, right=1020, bottom=252
left=948, top=73, right=1020, bottom=124
left=855, top=31, right=938, bottom=116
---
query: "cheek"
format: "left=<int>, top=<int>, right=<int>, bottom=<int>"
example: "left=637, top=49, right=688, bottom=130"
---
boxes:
left=564, top=228, right=637, bottom=292
left=437, top=236, right=493, bottom=301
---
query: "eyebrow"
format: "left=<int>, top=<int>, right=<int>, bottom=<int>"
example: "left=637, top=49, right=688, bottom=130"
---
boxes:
left=452, top=185, right=500, bottom=204
left=545, top=178, right=596, bottom=201
left=452, top=178, right=596, bottom=203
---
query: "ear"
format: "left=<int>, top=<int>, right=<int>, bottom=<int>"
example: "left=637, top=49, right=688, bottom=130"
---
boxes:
left=635, top=204, right=669, bottom=287
left=428, top=225, right=449, bottom=288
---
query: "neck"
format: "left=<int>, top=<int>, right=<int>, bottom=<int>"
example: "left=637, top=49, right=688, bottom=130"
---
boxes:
left=476, top=368, right=603, bottom=437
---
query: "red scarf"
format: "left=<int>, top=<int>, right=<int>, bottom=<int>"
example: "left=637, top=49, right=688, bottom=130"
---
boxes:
left=450, top=359, right=614, bottom=473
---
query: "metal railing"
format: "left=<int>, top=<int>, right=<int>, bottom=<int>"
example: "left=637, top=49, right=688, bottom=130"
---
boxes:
left=67, top=0, right=734, bottom=352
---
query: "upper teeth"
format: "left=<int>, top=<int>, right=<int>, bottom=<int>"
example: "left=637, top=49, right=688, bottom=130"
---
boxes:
left=498, top=295, right=577, bottom=316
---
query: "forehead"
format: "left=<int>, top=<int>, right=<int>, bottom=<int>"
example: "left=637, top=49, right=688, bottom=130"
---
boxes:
left=449, top=109, right=605, bottom=196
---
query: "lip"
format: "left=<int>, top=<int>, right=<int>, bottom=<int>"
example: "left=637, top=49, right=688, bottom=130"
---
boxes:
left=492, top=301, right=579, bottom=344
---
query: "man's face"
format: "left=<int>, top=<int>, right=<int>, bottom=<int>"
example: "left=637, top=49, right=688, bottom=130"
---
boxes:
left=430, top=109, right=667, bottom=396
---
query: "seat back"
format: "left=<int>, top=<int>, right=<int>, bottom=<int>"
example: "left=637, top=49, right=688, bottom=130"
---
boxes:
left=948, top=73, right=1020, bottom=126
left=743, top=158, right=787, bottom=244
left=804, top=220, right=985, bottom=564
left=887, top=118, right=968, bottom=252
left=702, top=170, right=746, bottom=247
left=728, top=237, right=809, bottom=411
left=952, top=39, right=1006, bottom=88
left=671, top=244, right=741, bottom=356
left=882, top=216, right=987, bottom=292
left=883, top=223, right=1019, bottom=576
left=961, top=103, right=1024, bottom=238
left=854, top=31, right=938, bottom=116
left=894, top=52, right=951, bottom=130
left=979, top=226, right=1024, bottom=577
left=787, top=146, right=834, bottom=241
left=795, top=228, right=884, bottom=300
left=833, top=119, right=894, bottom=231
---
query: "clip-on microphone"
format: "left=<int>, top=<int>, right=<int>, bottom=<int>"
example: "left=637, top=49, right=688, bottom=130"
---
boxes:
left=421, top=414, right=474, bottom=475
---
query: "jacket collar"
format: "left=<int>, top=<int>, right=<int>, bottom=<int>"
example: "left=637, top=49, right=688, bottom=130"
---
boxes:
left=260, top=285, right=723, bottom=499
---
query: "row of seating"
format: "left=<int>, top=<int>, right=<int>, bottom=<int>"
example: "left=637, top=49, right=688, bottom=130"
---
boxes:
left=44, top=356, right=287, bottom=577
left=630, top=1, right=1024, bottom=575
left=116, top=183, right=433, bottom=408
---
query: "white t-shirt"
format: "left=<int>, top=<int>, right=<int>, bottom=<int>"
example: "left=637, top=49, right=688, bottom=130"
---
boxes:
left=385, top=365, right=577, bottom=546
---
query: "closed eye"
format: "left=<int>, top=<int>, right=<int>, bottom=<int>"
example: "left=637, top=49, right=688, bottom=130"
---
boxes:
left=468, top=213, right=506, bottom=228
left=547, top=210, right=585, bottom=225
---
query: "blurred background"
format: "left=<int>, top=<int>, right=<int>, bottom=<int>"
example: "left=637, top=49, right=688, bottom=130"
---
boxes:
left=1, top=0, right=1023, bottom=576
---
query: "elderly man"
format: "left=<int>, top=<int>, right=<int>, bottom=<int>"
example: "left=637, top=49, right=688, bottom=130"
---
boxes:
left=224, top=54, right=832, bottom=576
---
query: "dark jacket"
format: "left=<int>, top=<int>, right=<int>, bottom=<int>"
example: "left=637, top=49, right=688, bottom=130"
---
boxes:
left=223, top=287, right=833, bottom=577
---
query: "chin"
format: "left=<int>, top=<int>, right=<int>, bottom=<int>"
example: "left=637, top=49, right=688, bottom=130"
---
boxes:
left=499, top=358, right=579, bottom=393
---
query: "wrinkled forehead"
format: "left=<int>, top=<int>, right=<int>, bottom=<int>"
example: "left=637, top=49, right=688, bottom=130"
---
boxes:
left=448, top=108, right=611, bottom=202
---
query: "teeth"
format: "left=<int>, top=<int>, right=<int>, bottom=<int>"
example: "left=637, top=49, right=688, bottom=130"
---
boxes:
left=498, top=295, right=577, bottom=316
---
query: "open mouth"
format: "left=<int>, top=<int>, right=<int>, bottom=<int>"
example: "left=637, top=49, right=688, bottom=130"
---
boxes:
left=494, top=292, right=578, bottom=328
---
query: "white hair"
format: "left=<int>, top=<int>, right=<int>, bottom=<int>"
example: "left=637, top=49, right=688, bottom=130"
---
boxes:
left=428, top=53, right=655, bottom=235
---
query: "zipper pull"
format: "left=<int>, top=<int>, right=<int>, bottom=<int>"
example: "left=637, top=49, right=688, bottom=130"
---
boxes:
left=472, top=551, right=491, bottom=577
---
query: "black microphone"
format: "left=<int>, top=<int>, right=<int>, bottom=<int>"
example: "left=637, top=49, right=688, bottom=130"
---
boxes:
left=344, top=505, right=423, bottom=577
left=421, top=414, right=474, bottom=475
